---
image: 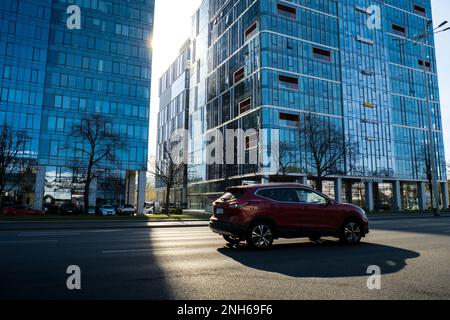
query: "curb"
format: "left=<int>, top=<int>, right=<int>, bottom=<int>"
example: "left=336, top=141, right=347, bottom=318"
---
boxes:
left=368, top=214, right=450, bottom=221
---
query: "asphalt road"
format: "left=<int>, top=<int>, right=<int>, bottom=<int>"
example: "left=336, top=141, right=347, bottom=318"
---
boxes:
left=1, top=217, right=450, bottom=300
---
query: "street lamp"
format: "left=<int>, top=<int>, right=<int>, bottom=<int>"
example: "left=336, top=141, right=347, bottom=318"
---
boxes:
left=394, top=20, right=449, bottom=216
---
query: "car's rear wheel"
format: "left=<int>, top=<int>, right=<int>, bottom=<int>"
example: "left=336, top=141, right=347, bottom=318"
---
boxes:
left=340, top=220, right=362, bottom=245
left=246, top=222, right=274, bottom=249
left=223, top=235, right=241, bottom=245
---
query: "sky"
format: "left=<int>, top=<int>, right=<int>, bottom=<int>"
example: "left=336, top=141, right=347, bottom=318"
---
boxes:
left=149, top=0, right=450, bottom=163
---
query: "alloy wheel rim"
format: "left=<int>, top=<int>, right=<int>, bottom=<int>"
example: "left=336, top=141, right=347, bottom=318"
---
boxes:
left=344, top=222, right=361, bottom=243
left=251, top=225, right=272, bottom=248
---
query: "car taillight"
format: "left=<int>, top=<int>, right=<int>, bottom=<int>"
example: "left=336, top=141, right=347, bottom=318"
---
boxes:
left=230, top=201, right=249, bottom=209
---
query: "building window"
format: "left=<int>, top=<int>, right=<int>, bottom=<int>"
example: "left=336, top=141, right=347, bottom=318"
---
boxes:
left=279, top=112, right=299, bottom=127
left=239, top=98, right=251, bottom=114
left=277, top=3, right=296, bottom=19
left=279, top=75, right=298, bottom=90
left=234, top=67, right=245, bottom=84
left=363, top=102, right=375, bottom=108
left=418, top=60, right=431, bottom=70
left=313, top=47, right=331, bottom=62
left=414, top=5, right=426, bottom=16
left=392, top=24, right=406, bottom=36
left=287, top=38, right=294, bottom=49
left=244, top=22, right=257, bottom=41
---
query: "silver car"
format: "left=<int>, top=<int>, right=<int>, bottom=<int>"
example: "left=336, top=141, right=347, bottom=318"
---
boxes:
left=99, top=205, right=116, bottom=216
left=117, top=204, right=135, bottom=216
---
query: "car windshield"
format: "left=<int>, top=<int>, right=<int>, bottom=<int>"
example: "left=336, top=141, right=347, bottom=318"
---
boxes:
left=124, top=205, right=133, bottom=208
left=103, top=206, right=114, bottom=209
left=219, top=188, right=246, bottom=202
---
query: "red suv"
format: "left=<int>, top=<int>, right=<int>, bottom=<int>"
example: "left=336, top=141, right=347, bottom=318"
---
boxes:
left=210, top=184, right=369, bottom=249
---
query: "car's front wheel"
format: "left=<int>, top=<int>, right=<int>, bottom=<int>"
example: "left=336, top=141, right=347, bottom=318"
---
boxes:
left=246, top=222, right=274, bottom=249
left=340, top=220, right=362, bottom=245
left=223, top=235, right=241, bottom=245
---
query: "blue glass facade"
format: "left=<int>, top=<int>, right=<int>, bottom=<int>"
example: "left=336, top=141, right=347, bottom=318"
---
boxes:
left=180, top=0, right=448, bottom=211
left=1, top=0, right=154, bottom=208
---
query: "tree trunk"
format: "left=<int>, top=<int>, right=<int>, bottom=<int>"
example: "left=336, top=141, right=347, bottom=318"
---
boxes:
left=164, top=186, right=171, bottom=215
left=316, top=177, right=323, bottom=192
left=83, top=182, right=90, bottom=215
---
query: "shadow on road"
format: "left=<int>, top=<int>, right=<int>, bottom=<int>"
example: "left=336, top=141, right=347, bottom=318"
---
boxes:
left=218, top=240, right=419, bottom=278
left=0, top=228, right=174, bottom=300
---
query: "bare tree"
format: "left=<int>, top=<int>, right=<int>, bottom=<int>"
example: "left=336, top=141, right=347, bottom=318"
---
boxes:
left=298, top=113, right=358, bottom=192
left=0, top=123, right=31, bottom=207
left=69, top=114, right=124, bottom=214
left=417, top=143, right=436, bottom=210
left=149, top=142, right=185, bottom=214
left=269, top=141, right=303, bottom=182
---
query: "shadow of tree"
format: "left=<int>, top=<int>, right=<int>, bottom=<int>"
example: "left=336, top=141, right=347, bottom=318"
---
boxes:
left=218, top=240, right=419, bottom=278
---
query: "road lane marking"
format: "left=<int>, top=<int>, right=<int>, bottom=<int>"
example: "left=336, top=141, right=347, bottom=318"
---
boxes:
left=102, top=248, right=155, bottom=254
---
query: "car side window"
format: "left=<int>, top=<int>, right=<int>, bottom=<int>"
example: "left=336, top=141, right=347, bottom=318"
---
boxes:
left=258, top=188, right=299, bottom=203
left=295, top=189, right=327, bottom=204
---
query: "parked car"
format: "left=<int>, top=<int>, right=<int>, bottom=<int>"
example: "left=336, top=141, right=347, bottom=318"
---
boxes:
left=145, top=202, right=160, bottom=214
left=117, top=204, right=135, bottom=216
left=88, top=206, right=97, bottom=215
left=43, top=203, right=58, bottom=215
left=1, top=205, right=44, bottom=216
left=58, top=203, right=81, bottom=215
left=209, top=184, right=369, bottom=249
left=99, top=205, right=116, bottom=216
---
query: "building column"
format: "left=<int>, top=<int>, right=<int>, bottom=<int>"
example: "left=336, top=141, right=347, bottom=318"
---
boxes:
left=442, top=182, right=449, bottom=210
left=89, top=177, right=97, bottom=207
left=393, top=180, right=402, bottom=211
left=365, top=181, right=374, bottom=211
left=334, top=178, right=342, bottom=203
left=126, top=171, right=136, bottom=206
left=137, top=171, right=146, bottom=215
left=418, top=182, right=427, bottom=212
left=296, top=176, right=307, bottom=185
left=33, top=166, right=46, bottom=210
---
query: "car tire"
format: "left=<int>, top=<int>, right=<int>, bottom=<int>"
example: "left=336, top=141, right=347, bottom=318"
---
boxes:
left=246, top=222, right=274, bottom=249
left=339, top=220, right=362, bottom=245
left=223, top=235, right=241, bottom=245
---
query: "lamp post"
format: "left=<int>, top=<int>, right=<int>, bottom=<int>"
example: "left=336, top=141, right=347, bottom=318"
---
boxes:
left=395, top=20, right=449, bottom=216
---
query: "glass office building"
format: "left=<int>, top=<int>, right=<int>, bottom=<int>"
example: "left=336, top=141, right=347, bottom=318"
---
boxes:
left=0, top=0, right=154, bottom=212
left=156, top=40, right=191, bottom=206
left=174, top=0, right=449, bottom=211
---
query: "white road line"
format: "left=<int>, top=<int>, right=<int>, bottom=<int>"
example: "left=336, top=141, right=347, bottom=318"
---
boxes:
left=102, top=248, right=155, bottom=254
